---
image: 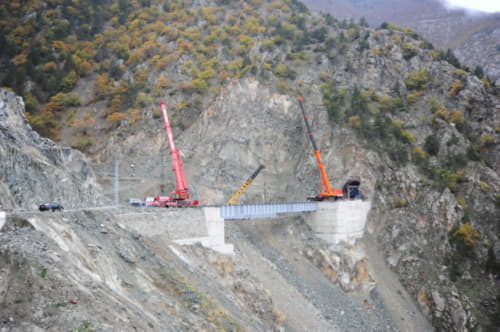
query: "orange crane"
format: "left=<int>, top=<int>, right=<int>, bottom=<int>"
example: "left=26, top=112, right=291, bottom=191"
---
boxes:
left=297, top=97, right=344, bottom=201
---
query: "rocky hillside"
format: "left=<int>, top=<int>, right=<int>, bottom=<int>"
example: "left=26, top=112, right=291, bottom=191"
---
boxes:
left=0, top=0, right=499, bottom=330
left=1, top=206, right=434, bottom=331
left=0, top=89, right=107, bottom=210
left=300, top=0, right=500, bottom=84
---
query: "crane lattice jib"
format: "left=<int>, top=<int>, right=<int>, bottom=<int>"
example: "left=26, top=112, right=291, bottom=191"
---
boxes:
left=226, top=165, right=265, bottom=205
left=297, top=97, right=335, bottom=196
left=160, top=102, right=190, bottom=200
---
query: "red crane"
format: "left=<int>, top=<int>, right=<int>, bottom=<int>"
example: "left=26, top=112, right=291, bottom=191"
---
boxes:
left=154, top=102, right=199, bottom=207
left=297, top=97, right=344, bottom=201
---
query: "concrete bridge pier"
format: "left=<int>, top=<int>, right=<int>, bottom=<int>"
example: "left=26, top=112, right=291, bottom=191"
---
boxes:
left=0, top=211, right=5, bottom=231
left=174, top=207, right=234, bottom=255
left=306, top=201, right=371, bottom=245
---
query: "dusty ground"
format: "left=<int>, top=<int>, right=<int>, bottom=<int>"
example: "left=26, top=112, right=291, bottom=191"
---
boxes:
left=363, top=234, right=433, bottom=332
left=0, top=209, right=432, bottom=331
left=225, top=216, right=433, bottom=332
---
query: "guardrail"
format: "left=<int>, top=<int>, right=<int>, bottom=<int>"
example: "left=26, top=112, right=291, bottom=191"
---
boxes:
left=220, top=202, right=317, bottom=220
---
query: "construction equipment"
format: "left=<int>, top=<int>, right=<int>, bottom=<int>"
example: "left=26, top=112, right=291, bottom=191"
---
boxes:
left=297, top=97, right=344, bottom=201
left=226, top=165, right=265, bottom=205
left=154, top=101, right=199, bottom=207
left=343, top=177, right=363, bottom=199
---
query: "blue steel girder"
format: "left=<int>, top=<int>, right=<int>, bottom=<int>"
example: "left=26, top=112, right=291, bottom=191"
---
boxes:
left=220, top=202, right=317, bottom=220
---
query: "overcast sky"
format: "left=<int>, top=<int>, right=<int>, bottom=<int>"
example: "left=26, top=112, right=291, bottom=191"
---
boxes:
left=441, top=0, right=500, bottom=13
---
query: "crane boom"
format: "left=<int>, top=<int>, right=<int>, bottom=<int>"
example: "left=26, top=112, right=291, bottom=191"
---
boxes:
left=160, top=102, right=190, bottom=200
left=297, top=97, right=343, bottom=200
left=226, top=165, right=265, bottom=205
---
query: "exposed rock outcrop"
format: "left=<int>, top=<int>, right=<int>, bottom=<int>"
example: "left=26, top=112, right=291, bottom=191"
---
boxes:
left=0, top=89, right=107, bottom=210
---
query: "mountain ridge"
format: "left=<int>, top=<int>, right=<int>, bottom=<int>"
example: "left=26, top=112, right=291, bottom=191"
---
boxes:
left=300, top=0, right=500, bottom=84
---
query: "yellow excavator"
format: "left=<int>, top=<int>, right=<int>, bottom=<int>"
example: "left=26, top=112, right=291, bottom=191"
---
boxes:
left=226, top=165, right=265, bottom=205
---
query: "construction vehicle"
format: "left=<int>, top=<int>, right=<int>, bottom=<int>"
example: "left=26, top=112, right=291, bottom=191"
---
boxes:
left=297, top=97, right=345, bottom=201
left=343, top=177, right=363, bottom=199
left=226, top=165, right=265, bottom=205
left=154, top=101, right=200, bottom=207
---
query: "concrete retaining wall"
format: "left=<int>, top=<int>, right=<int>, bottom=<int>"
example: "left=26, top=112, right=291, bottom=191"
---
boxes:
left=120, top=207, right=233, bottom=255
left=306, top=201, right=371, bottom=245
left=0, top=211, right=5, bottom=231
left=119, top=208, right=208, bottom=240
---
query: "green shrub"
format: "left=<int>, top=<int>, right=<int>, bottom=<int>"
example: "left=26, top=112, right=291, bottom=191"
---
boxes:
left=387, top=143, right=408, bottom=165
left=273, top=63, right=295, bottom=79
left=435, top=168, right=459, bottom=192
left=399, top=129, right=415, bottom=145
left=424, top=135, right=439, bottom=155
left=478, top=181, right=490, bottom=192
left=402, top=42, right=418, bottom=59
left=71, top=133, right=93, bottom=152
left=456, top=194, right=466, bottom=209
left=348, top=115, right=361, bottom=129
left=453, top=223, right=479, bottom=247
left=448, top=80, right=464, bottom=96
left=467, top=145, right=481, bottom=161
left=134, top=92, right=153, bottom=107
left=445, top=153, right=467, bottom=171
left=481, top=135, right=495, bottom=147
left=407, top=91, right=420, bottom=104
left=405, top=70, right=429, bottom=90
left=23, top=92, right=40, bottom=113
left=450, top=110, right=465, bottom=129
left=428, top=97, right=440, bottom=112
left=452, top=69, right=467, bottom=76
left=261, top=39, right=274, bottom=50
left=189, top=79, right=208, bottom=93
left=473, top=66, right=485, bottom=79
left=394, top=198, right=408, bottom=208
left=413, top=146, right=427, bottom=162
left=391, top=120, right=414, bottom=145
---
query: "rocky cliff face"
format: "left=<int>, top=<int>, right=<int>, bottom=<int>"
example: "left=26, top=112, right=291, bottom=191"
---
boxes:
left=0, top=89, right=107, bottom=210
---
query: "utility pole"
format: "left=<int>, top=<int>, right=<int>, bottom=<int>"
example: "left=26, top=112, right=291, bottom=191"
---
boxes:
left=264, top=174, right=267, bottom=203
left=114, top=160, right=119, bottom=206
